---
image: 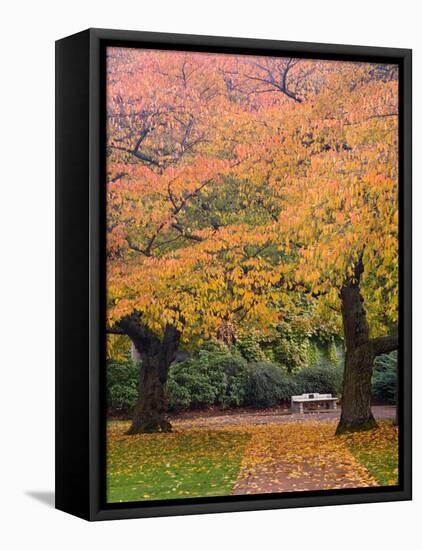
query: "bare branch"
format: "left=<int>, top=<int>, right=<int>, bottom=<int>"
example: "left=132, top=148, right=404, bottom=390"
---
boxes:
left=108, top=172, right=128, bottom=183
left=171, top=223, right=205, bottom=242
left=244, top=58, right=303, bottom=103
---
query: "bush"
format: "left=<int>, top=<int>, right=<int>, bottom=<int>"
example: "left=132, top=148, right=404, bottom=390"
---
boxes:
left=272, top=335, right=312, bottom=373
left=235, top=333, right=268, bottom=363
left=324, top=340, right=340, bottom=367
left=245, top=361, right=298, bottom=407
left=270, top=335, right=342, bottom=374
left=294, top=364, right=343, bottom=396
left=306, top=340, right=321, bottom=368
left=107, top=357, right=138, bottom=412
left=372, top=351, right=397, bottom=404
left=167, top=344, right=248, bottom=410
left=107, top=339, right=346, bottom=415
left=167, top=365, right=215, bottom=410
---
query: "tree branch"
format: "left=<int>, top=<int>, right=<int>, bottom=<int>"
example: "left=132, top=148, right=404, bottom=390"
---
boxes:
left=106, top=326, right=126, bottom=335
left=244, top=59, right=302, bottom=103
left=108, top=172, right=128, bottom=183
left=108, top=142, right=161, bottom=168
left=171, top=223, right=205, bottom=242
left=371, top=334, right=399, bottom=357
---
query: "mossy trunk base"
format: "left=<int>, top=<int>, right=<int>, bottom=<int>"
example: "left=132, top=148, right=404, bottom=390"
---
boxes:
left=127, top=418, right=172, bottom=434
left=336, top=413, right=377, bottom=434
left=127, top=363, right=171, bottom=434
left=119, top=321, right=180, bottom=435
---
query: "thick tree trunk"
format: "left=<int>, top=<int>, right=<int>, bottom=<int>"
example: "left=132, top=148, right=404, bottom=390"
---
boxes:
left=117, top=317, right=180, bottom=434
left=129, top=352, right=171, bottom=434
left=336, top=257, right=398, bottom=435
left=336, top=280, right=376, bottom=434
left=336, top=345, right=375, bottom=433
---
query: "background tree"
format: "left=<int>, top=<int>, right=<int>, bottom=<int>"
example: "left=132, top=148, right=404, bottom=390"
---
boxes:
left=228, top=61, right=399, bottom=432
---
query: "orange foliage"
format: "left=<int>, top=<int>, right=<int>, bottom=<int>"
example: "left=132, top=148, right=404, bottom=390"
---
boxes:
left=106, top=48, right=398, bottom=342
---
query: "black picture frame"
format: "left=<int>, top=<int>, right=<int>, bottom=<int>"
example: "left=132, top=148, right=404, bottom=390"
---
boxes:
left=55, top=28, right=412, bottom=521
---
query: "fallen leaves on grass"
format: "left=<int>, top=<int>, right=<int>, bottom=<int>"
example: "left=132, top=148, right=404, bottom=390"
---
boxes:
left=106, top=418, right=399, bottom=502
left=233, top=420, right=378, bottom=494
left=341, top=421, right=399, bottom=487
left=107, top=422, right=250, bottom=503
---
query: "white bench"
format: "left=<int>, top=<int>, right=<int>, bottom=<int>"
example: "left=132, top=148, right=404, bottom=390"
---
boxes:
left=291, top=393, right=338, bottom=414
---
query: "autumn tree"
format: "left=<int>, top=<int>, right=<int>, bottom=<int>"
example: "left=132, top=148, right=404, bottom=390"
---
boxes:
left=106, top=49, right=287, bottom=433
left=228, top=60, right=399, bottom=432
left=106, top=48, right=230, bottom=432
left=107, top=48, right=399, bottom=435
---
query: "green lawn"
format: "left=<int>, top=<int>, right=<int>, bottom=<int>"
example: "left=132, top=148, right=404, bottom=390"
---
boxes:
left=107, top=424, right=250, bottom=502
left=107, top=419, right=399, bottom=502
left=344, top=421, right=399, bottom=486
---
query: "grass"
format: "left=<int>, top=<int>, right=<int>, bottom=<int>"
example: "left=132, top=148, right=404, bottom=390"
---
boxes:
left=107, top=422, right=250, bottom=503
left=343, top=421, right=399, bottom=486
left=107, top=418, right=399, bottom=502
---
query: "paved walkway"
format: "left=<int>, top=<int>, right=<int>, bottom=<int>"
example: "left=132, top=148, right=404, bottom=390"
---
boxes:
left=171, top=406, right=396, bottom=494
left=172, top=405, right=395, bottom=430
left=231, top=420, right=379, bottom=495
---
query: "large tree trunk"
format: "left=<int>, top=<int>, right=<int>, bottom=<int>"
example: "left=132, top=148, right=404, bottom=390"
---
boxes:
left=117, top=317, right=181, bottom=434
left=129, top=350, right=171, bottom=434
left=336, top=281, right=376, bottom=434
left=336, top=257, right=398, bottom=435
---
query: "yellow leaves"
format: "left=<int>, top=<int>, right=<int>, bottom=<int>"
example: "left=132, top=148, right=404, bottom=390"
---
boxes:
left=341, top=422, right=399, bottom=486
left=234, top=421, right=378, bottom=491
left=106, top=48, right=399, bottom=343
left=107, top=417, right=398, bottom=501
left=335, top=211, right=346, bottom=224
left=107, top=423, right=250, bottom=502
left=106, top=334, right=131, bottom=361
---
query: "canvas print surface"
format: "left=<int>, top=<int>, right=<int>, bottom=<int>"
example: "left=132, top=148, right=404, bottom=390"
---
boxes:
left=106, top=47, right=399, bottom=504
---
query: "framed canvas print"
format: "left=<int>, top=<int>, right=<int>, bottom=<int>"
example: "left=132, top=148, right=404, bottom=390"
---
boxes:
left=55, top=28, right=412, bottom=521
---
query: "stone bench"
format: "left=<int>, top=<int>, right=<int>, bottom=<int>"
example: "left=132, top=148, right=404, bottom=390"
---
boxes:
left=291, top=393, right=338, bottom=414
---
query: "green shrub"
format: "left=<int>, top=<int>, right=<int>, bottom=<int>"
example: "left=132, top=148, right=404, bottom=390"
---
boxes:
left=166, top=369, right=207, bottom=410
left=372, top=351, right=397, bottom=404
left=325, top=340, right=339, bottom=367
left=236, top=328, right=344, bottom=375
left=272, top=335, right=311, bottom=373
left=245, top=362, right=298, bottom=407
left=294, top=364, right=343, bottom=396
left=107, top=339, right=346, bottom=415
left=235, top=333, right=268, bottom=362
left=167, top=344, right=248, bottom=410
left=306, top=340, right=321, bottom=368
left=107, top=357, right=138, bottom=412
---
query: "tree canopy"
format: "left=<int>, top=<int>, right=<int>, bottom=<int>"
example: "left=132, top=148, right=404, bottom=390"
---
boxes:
left=106, top=48, right=398, bottom=433
left=107, top=50, right=397, bottom=338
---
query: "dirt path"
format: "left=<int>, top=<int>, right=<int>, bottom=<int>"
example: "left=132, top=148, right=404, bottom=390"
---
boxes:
left=231, top=421, right=378, bottom=494
left=171, top=409, right=394, bottom=494
left=171, top=405, right=395, bottom=430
